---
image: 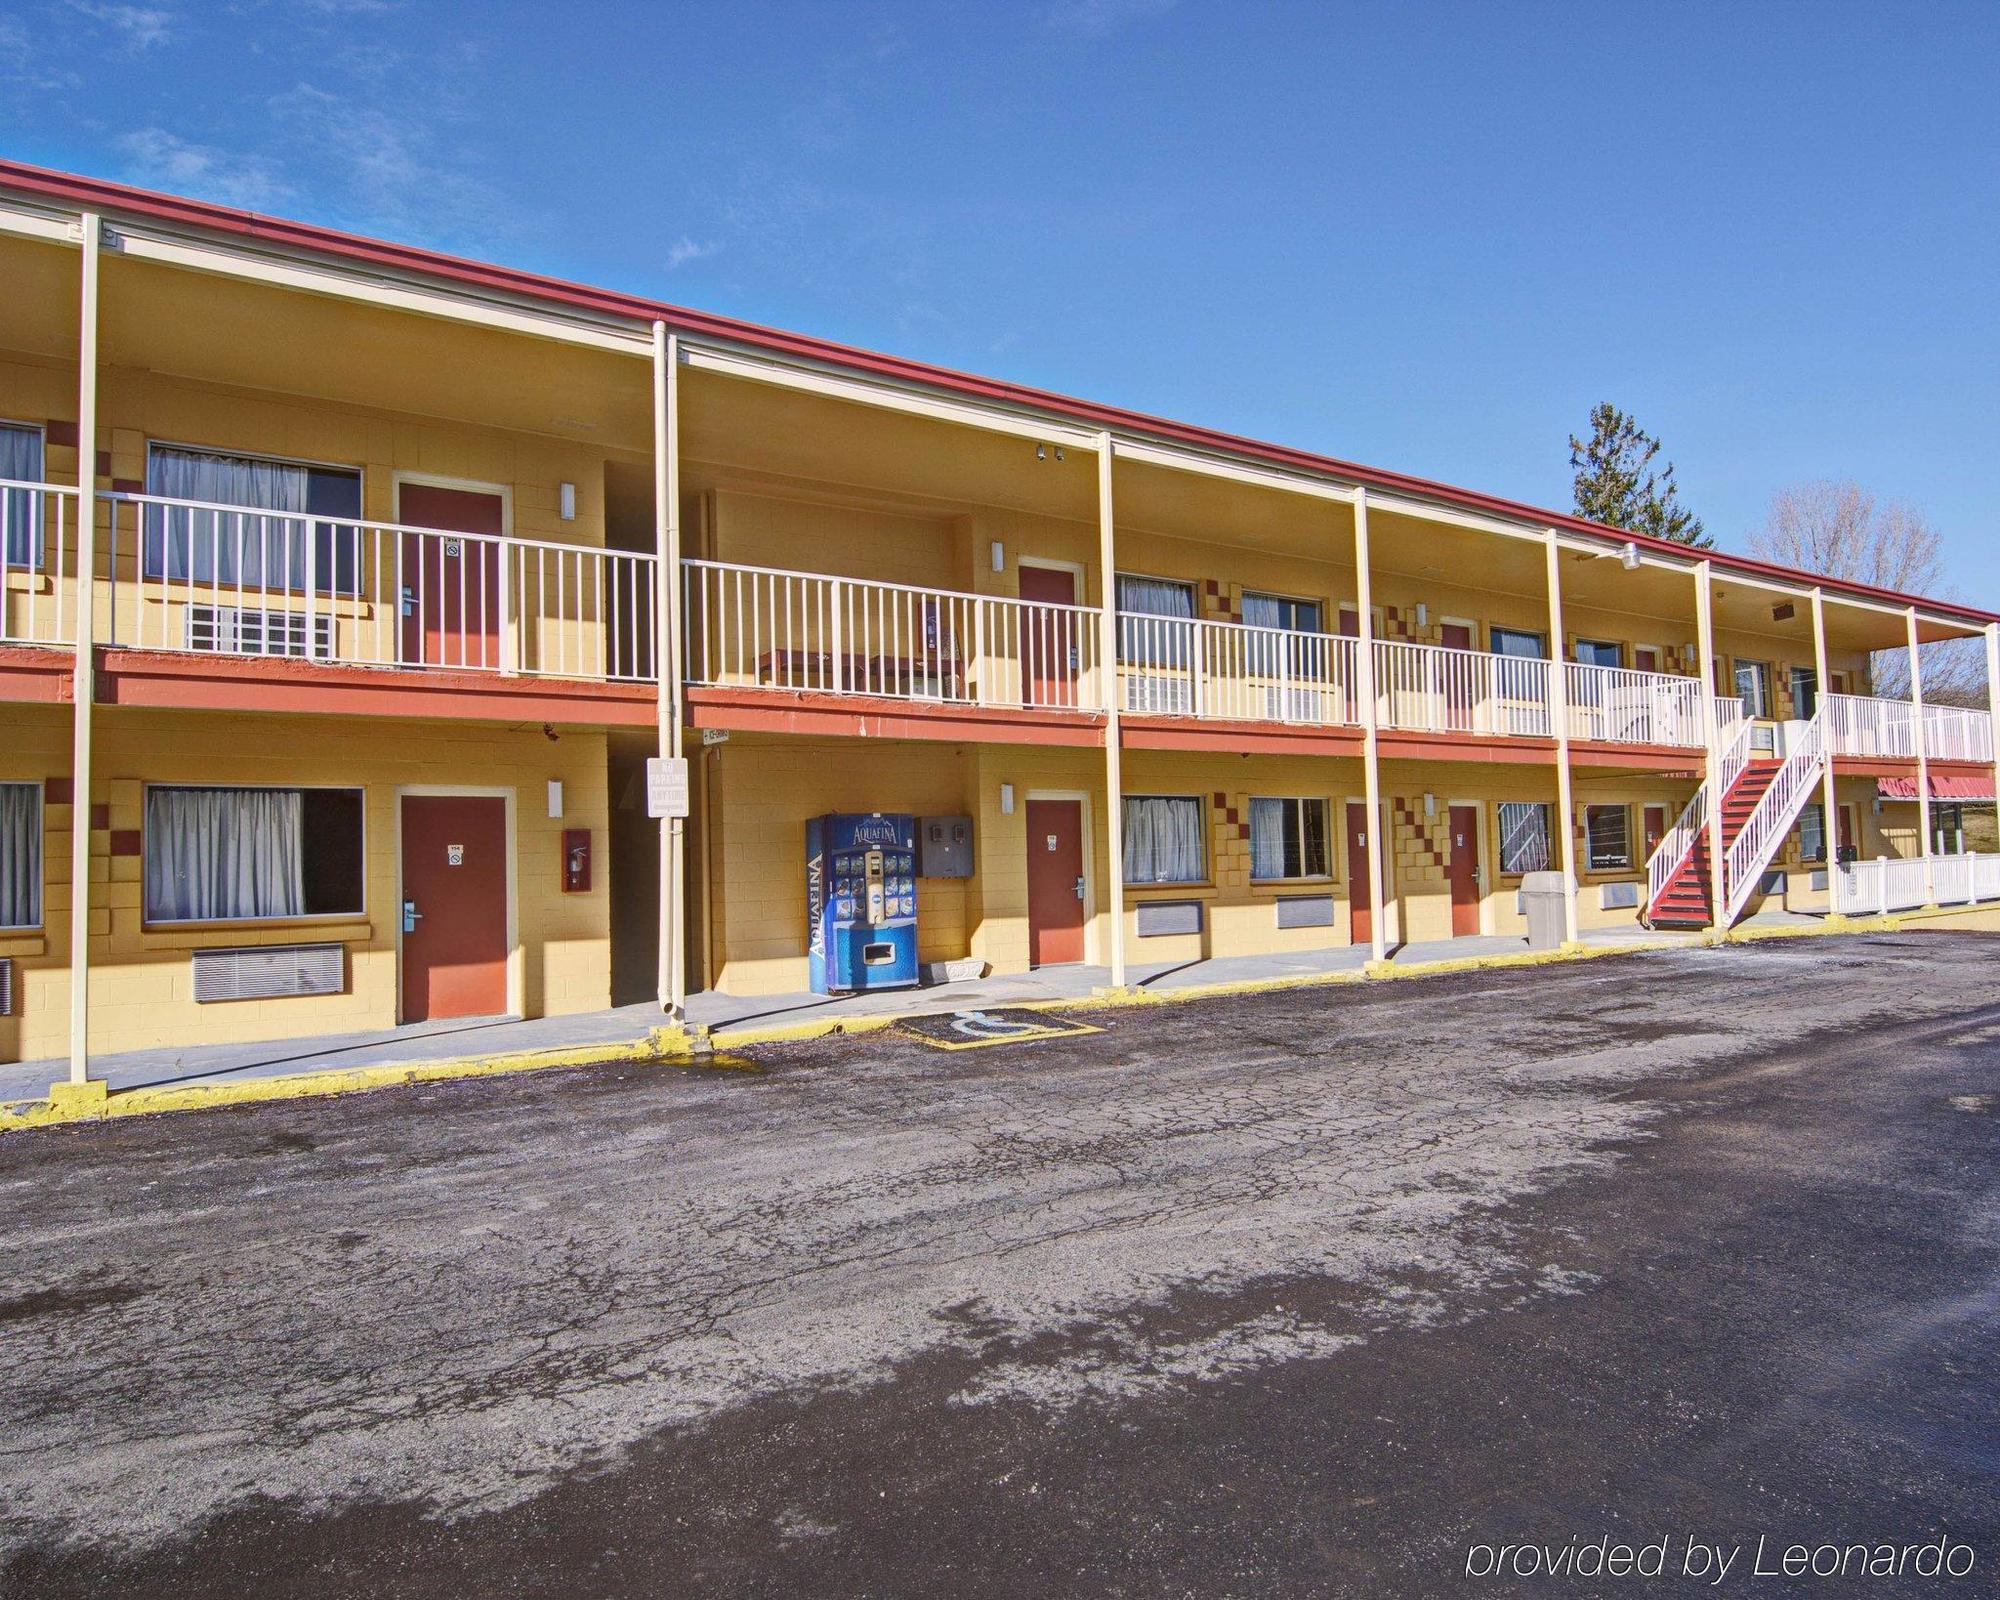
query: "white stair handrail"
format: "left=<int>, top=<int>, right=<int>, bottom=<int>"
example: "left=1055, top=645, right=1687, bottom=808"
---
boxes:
left=1644, top=712, right=1752, bottom=912
left=1721, top=709, right=1827, bottom=922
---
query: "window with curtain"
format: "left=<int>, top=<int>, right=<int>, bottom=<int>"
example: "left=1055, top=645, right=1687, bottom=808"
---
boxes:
left=1789, top=666, right=1818, bottom=719
left=1584, top=805, right=1631, bottom=871
left=1573, top=639, right=1622, bottom=669
left=1734, top=660, right=1772, bottom=718
left=1115, top=575, right=1196, bottom=668
left=1798, top=802, right=1826, bottom=864
left=1249, top=796, right=1329, bottom=881
left=0, top=422, right=44, bottom=569
left=144, top=785, right=365, bottom=923
left=0, top=782, right=42, bottom=930
left=1242, top=592, right=1324, bottom=682
left=1498, top=801, right=1552, bottom=875
left=1123, top=795, right=1205, bottom=884
left=143, top=445, right=362, bottom=593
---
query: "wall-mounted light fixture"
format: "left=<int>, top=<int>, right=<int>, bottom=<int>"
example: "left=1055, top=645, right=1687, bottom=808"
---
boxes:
left=547, top=779, right=565, bottom=819
left=1423, top=792, right=1437, bottom=817
left=1000, top=783, right=1016, bottom=815
left=1620, top=541, right=1640, bottom=570
left=1415, top=603, right=1429, bottom=627
left=991, top=540, right=1005, bottom=573
left=559, top=482, right=577, bottom=522
left=1035, top=444, right=1046, bottom=461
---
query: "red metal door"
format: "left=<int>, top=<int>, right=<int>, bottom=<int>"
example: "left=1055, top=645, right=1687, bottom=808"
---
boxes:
left=1338, top=606, right=1361, bottom=723
left=1642, top=804, right=1666, bottom=859
left=1347, top=800, right=1373, bottom=945
left=1633, top=647, right=1660, bottom=673
left=398, top=483, right=504, bottom=670
left=401, top=794, right=510, bottom=1021
left=1440, top=621, right=1473, bottom=724
left=1026, top=798, right=1085, bottom=966
left=1447, top=803, right=1480, bottom=936
left=1019, top=565, right=1078, bottom=708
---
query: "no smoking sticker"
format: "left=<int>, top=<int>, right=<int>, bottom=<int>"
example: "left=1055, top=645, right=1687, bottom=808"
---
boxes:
left=897, top=1007, right=1101, bottom=1051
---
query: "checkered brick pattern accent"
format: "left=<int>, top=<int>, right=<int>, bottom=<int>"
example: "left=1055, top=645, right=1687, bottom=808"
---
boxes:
left=1212, top=791, right=1252, bottom=889
left=1391, top=797, right=1449, bottom=887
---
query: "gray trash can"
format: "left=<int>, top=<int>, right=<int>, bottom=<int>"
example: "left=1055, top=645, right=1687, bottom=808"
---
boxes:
left=1520, top=870, right=1572, bottom=950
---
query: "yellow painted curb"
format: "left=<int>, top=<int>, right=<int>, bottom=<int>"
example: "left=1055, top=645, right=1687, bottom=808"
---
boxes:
left=0, top=1029, right=711, bottom=1133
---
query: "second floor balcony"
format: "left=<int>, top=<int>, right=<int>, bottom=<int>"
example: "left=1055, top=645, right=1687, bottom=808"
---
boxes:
left=4, top=501, right=1993, bottom=767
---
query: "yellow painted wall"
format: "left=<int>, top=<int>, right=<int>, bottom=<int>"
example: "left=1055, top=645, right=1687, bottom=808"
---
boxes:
left=0, top=706, right=610, bottom=1062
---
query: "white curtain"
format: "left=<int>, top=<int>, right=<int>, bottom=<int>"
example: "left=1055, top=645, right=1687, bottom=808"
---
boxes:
left=1240, top=593, right=1284, bottom=630
left=0, top=783, right=41, bottom=929
left=146, top=447, right=310, bottom=587
left=0, top=424, right=42, bottom=568
left=1117, top=576, right=1195, bottom=669
left=145, top=787, right=305, bottom=922
left=1124, top=795, right=1204, bottom=883
left=1249, top=796, right=1288, bottom=881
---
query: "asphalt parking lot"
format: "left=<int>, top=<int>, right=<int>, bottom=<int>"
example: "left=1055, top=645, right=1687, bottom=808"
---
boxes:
left=4, top=932, right=1998, bottom=1597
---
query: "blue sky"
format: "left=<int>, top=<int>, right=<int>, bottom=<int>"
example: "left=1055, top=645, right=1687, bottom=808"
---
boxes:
left=7, top=1, right=2000, bottom=597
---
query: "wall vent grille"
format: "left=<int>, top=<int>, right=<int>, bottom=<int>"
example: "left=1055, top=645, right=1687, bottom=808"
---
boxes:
left=191, top=943, right=344, bottom=1004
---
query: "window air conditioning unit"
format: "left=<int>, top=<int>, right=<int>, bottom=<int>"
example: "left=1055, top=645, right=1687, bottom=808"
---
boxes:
left=185, top=604, right=334, bottom=661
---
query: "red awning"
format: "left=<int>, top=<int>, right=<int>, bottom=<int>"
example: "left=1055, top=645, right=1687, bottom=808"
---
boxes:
left=1877, top=775, right=1995, bottom=801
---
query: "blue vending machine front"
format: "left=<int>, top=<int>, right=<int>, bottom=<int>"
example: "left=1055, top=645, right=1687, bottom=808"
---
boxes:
left=807, top=812, right=920, bottom=994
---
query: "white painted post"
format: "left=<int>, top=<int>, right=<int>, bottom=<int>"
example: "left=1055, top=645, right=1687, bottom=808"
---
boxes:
left=1811, top=588, right=1840, bottom=914
left=66, top=212, right=101, bottom=1090
left=1097, top=432, right=1126, bottom=989
left=653, top=324, right=687, bottom=1018
left=1544, top=530, right=1579, bottom=945
left=1877, top=855, right=1889, bottom=917
left=1908, top=607, right=1933, bottom=905
left=1354, top=489, right=1387, bottom=965
left=1694, top=561, right=1724, bottom=931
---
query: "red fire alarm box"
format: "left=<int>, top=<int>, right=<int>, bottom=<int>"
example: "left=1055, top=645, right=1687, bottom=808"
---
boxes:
left=562, top=828, right=591, bottom=893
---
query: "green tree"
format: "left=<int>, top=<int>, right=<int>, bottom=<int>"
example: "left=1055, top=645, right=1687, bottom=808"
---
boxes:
left=1568, top=403, right=1710, bottom=547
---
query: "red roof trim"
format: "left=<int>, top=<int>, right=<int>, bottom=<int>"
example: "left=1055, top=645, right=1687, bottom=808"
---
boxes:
left=4, top=156, right=1994, bottom=627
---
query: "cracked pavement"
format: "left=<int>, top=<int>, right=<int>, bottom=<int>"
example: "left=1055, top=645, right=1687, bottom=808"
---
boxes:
left=3, top=933, right=1999, bottom=1596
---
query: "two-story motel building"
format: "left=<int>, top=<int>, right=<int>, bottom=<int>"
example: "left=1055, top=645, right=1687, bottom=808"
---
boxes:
left=3, top=159, right=1998, bottom=1091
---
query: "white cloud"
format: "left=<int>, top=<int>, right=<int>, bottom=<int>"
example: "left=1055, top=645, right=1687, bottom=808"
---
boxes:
left=665, top=237, right=717, bottom=270
left=116, top=128, right=291, bottom=210
left=68, top=1, right=176, bottom=49
left=1042, top=0, right=1176, bottom=37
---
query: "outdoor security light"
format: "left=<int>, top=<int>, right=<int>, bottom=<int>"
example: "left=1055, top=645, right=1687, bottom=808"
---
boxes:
left=559, top=481, right=577, bottom=521
left=1621, top=542, right=1640, bottom=570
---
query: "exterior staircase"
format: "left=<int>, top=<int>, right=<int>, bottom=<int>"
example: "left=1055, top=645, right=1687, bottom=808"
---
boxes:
left=1644, top=708, right=1828, bottom=929
left=1646, top=759, right=1781, bottom=927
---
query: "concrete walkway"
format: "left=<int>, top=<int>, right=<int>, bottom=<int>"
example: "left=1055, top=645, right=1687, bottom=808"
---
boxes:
left=0, top=914, right=1820, bottom=1107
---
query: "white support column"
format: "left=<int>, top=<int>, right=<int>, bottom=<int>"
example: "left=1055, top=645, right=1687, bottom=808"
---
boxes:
left=653, top=323, right=687, bottom=1017
left=1097, top=432, right=1126, bottom=989
left=1908, top=606, right=1932, bottom=904
left=1985, top=623, right=2000, bottom=866
left=65, top=214, right=100, bottom=1091
left=1694, top=560, right=1725, bottom=932
left=1811, top=588, right=1841, bottom=913
left=1543, top=529, right=1579, bottom=945
left=1353, top=488, right=1387, bottom=965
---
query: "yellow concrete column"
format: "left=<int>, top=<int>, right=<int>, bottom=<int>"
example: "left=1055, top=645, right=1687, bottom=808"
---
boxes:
left=1907, top=606, right=1932, bottom=904
left=1353, top=488, right=1387, bottom=966
left=1097, top=432, right=1126, bottom=989
left=1543, top=529, right=1579, bottom=946
left=654, top=323, right=687, bottom=1017
left=65, top=213, right=101, bottom=1093
left=1694, top=559, right=1725, bottom=932
left=1811, top=588, right=1842, bottom=913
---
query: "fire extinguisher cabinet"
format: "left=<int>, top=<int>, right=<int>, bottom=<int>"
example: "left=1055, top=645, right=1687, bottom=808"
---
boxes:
left=806, top=813, right=920, bottom=994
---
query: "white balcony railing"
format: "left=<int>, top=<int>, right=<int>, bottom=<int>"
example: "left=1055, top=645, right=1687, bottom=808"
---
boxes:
left=1117, top=614, right=1359, bottom=723
left=101, top=491, right=658, bottom=682
left=1825, top=692, right=1995, bottom=765
left=1375, top=638, right=1553, bottom=738
left=1564, top=660, right=1707, bottom=747
left=682, top=558, right=1102, bottom=711
left=0, top=478, right=83, bottom=648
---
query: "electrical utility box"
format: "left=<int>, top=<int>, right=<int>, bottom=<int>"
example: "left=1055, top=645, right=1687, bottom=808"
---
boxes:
left=919, top=815, right=974, bottom=879
left=806, top=813, right=920, bottom=994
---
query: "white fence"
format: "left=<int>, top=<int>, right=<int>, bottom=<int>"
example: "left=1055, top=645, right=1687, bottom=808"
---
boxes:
left=1825, top=692, right=1994, bottom=764
left=684, top=558, right=1102, bottom=710
left=1117, top=613, right=1357, bottom=722
left=0, top=479, right=83, bottom=647
left=101, top=491, right=658, bottom=681
left=1836, top=851, right=2000, bottom=915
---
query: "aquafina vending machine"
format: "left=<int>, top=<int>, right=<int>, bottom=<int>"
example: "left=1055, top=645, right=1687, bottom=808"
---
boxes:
left=807, top=812, right=919, bottom=994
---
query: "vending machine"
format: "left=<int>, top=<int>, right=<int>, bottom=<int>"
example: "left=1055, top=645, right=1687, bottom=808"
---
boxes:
left=806, top=812, right=920, bottom=994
